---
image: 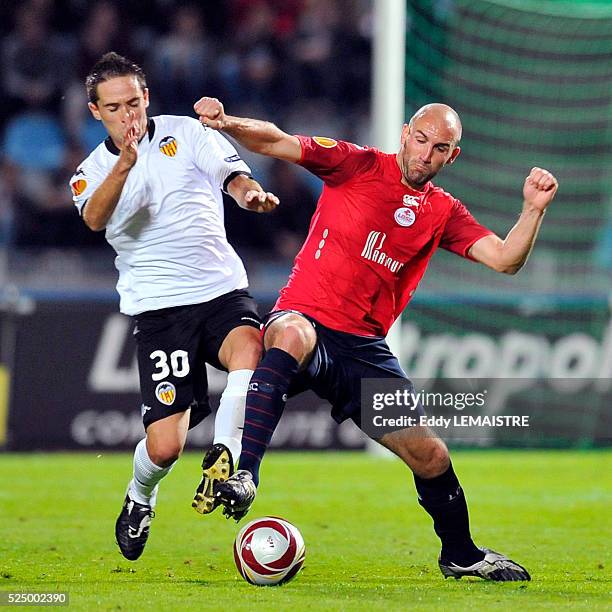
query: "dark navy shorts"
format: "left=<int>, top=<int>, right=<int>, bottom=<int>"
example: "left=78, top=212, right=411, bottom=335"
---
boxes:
left=265, top=310, right=412, bottom=428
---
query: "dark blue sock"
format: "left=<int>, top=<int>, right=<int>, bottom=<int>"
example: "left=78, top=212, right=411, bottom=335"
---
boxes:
left=238, top=348, right=299, bottom=486
left=414, top=462, right=485, bottom=566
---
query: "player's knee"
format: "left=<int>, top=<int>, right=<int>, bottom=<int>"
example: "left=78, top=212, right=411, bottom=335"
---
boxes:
left=242, top=333, right=263, bottom=362
left=266, top=316, right=316, bottom=361
left=228, top=331, right=262, bottom=369
left=145, top=411, right=189, bottom=466
left=147, top=440, right=183, bottom=467
left=219, top=326, right=262, bottom=370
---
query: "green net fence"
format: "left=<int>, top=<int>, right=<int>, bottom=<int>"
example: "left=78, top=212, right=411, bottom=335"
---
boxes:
left=401, top=0, right=612, bottom=446
left=405, top=0, right=612, bottom=292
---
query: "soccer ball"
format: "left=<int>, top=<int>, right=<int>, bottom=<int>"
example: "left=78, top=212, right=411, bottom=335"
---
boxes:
left=233, top=516, right=306, bottom=586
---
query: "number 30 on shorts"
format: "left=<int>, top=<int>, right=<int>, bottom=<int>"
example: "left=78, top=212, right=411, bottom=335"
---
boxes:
left=149, top=349, right=190, bottom=381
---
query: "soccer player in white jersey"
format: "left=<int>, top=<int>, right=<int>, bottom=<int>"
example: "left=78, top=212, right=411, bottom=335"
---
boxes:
left=69, top=53, right=279, bottom=561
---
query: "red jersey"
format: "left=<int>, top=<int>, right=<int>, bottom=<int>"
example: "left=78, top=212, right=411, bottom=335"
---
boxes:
left=275, top=136, right=493, bottom=337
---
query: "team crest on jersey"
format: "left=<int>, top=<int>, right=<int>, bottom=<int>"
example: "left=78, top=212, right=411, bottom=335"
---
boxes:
left=394, top=207, right=416, bottom=227
left=155, top=381, right=176, bottom=406
left=159, top=136, right=178, bottom=157
left=71, top=179, right=87, bottom=196
left=313, top=136, right=337, bottom=148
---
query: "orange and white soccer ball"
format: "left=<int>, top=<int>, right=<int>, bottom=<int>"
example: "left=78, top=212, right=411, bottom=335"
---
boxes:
left=233, top=516, right=306, bottom=586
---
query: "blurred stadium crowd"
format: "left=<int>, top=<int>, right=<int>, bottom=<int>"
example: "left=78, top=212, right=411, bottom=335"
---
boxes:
left=0, top=0, right=371, bottom=258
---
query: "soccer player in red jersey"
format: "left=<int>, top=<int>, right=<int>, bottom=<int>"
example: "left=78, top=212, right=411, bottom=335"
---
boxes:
left=194, top=98, right=558, bottom=581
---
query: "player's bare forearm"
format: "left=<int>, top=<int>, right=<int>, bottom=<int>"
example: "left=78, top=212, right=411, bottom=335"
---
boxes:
left=84, top=112, right=139, bottom=231
left=471, top=208, right=545, bottom=274
left=83, top=164, right=131, bottom=231
left=194, top=97, right=301, bottom=162
left=469, top=167, right=558, bottom=274
left=223, top=116, right=300, bottom=160
left=227, top=174, right=279, bottom=214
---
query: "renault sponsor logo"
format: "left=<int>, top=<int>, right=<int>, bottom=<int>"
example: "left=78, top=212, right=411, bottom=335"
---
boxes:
left=159, top=136, right=178, bottom=157
left=361, top=231, right=404, bottom=274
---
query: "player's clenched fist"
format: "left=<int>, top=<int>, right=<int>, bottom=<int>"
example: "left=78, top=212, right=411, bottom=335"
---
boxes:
left=194, top=96, right=226, bottom=130
left=523, top=167, right=558, bottom=213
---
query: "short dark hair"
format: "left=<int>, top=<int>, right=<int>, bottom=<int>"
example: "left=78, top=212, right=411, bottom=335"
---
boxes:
left=85, top=52, right=147, bottom=104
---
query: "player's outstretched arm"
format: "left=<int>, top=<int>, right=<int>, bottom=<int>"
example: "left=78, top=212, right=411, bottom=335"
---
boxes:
left=194, top=97, right=302, bottom=163
left=83, top=112, right=140, bottom=231
left=227, top=174, right=279, bottom=213
left=469, top=167, right=558, bottom=274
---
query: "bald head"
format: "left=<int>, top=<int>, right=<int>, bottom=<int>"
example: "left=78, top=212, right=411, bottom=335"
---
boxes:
left=397, top=103, right=463, bottom=190
left=409, top=103, right=462, bottom=146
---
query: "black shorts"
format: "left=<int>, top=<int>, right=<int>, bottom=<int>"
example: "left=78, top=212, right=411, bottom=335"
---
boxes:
left=265, top=310, right=419, bottom=429
left=134, top=289, right=260, bottom=430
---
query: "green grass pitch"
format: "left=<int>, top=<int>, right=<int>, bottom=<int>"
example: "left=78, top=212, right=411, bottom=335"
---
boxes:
left=1, top=450, right=610, bottom=610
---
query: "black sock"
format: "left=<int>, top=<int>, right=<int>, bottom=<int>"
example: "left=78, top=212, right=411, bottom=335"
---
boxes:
left=414, top=462, right=485, bottom=566
left=238, top=348, right=299, bottom=486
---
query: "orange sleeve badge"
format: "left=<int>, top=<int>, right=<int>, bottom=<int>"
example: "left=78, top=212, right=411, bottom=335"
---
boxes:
left=70, top=179, right=87, bottom=196
left=313, top=136, right=338, bottom=148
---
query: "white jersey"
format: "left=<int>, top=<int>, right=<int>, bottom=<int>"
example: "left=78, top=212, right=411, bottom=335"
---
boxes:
left=70, top=115, right=252, bottom=315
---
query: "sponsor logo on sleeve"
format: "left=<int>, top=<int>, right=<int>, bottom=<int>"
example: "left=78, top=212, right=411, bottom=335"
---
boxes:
left=155, top=381, right=176, bottom=405
left=159, top=136, right=178, bottom=157
left=313, top=136, right=338, bottom=148
left=71, top=179, right=87, bottom=196
left=224, top=154, right=242, bottom=163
